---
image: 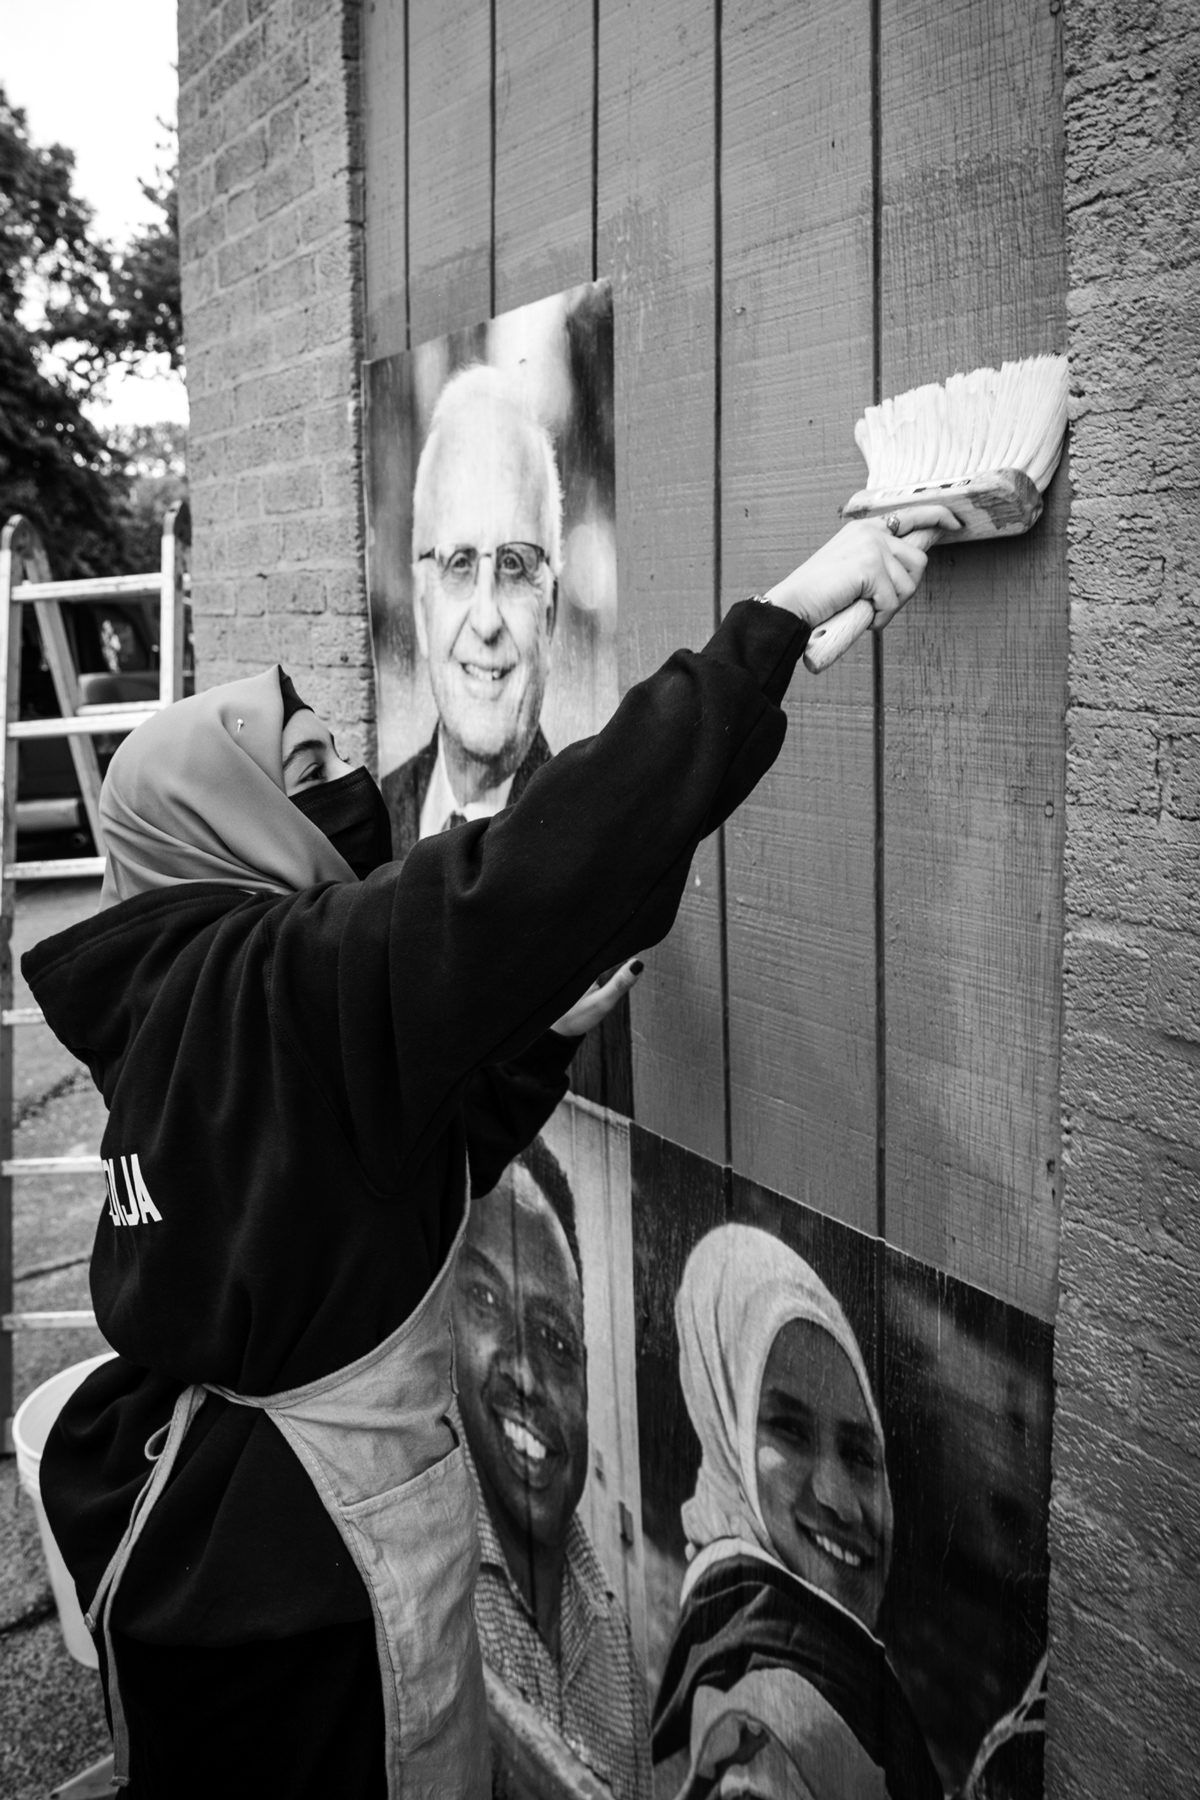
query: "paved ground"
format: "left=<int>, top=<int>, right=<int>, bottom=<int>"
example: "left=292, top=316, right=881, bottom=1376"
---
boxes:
left=2, top=876, right=112, bottom=1800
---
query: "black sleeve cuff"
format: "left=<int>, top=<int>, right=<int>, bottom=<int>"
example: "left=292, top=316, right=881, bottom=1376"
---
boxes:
left=703, top=600, right=812, bottom=707
left=508, top=1029, right=582, bottom=1073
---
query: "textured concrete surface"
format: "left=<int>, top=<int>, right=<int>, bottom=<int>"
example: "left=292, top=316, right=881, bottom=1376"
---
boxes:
left=1048, top=3, right=1200, bottom=1796
left=0, top=1612, right=111, bottom=1800
left=3, top=879, right=110, bottom=1799
left=177, top=0, right=372, bottom=763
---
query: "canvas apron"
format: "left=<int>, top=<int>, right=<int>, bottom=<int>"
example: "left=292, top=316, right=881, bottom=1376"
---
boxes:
left=84, top=1208, right=489, bottom=1799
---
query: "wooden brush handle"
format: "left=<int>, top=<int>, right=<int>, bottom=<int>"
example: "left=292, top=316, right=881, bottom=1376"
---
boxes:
left=802, top=599, right=875, bottom=673
left=802, top=526, right=941, bottom=673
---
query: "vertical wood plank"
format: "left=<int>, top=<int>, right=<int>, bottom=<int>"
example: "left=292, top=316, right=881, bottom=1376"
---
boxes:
left=722, top=0, right=878, bottom=1231
left=406, top=0, right=493, bottom=342
left=362, top=0, right=408, bottom=360
left=493, top=0, right=594, bottom=314
left=597, top=0, right=726, bottom=1162
left=488, top=8, right=633, bottom=1116
left=879, top=0, right=1067, bottom=1319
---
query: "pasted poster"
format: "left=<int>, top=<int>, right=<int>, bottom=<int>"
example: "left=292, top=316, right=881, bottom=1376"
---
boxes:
left=363, top=278, right=616, bottom=856
left=452, top=1097, right=651, bottom=1799
left=634, top=1130, right=1052, bottom=1800
left=445, top=1107, right=1053, bottom=1799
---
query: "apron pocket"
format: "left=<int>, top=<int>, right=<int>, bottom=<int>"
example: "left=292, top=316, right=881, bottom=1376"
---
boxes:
left=339, top=1442, right=480, bottom=1755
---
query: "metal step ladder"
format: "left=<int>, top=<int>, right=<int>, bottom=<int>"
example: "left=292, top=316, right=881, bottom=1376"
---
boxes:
left=0, top=507, right=190, bottom=1449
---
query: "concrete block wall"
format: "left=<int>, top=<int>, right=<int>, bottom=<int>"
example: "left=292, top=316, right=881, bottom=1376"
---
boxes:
left=177, top=0, right=372, bottom=762
left=1048, top=2, right=1200, bottom=1793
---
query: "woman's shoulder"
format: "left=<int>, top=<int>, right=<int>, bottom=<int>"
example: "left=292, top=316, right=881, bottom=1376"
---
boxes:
left=23, top=881, right=257, bottom=981
left=655, top=1549, right=942, bottom=1799
left=23, top=882, right=277, bottom=1079
left=681, top=1543, right=867, bottom=1638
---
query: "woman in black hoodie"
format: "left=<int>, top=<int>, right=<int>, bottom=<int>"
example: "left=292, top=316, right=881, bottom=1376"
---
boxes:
left=25, top=510, right=952, bottom=1799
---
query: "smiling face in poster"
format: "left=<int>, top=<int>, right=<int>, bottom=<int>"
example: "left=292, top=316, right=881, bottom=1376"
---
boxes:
left=673, top=1221, right=895, bottom=1628
left=453, top=1158, right=589, bottom=1568
left=456, top=1118, right=652, bottom=1800
left=755, top=1318, right=890, bottom=1629
left=412, top=369, right=562, bottom=804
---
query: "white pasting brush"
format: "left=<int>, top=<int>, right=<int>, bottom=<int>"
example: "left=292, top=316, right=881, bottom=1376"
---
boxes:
left=803, top=354, right=1069, bottom=674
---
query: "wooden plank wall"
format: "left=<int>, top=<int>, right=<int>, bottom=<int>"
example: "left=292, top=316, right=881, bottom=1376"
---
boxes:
left=721, top=0, right=877, bottom=1233
left=361, top=0, right=1066, bottom=1323
left=878, top=0, right=1067, bottom=1319
left=598, top=0, right=726, bottom=1161
left=494, top=0, right=594, bottom=315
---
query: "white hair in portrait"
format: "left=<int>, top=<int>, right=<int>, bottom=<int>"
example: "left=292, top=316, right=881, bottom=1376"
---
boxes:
left=411, top=363, right=565, bottom=577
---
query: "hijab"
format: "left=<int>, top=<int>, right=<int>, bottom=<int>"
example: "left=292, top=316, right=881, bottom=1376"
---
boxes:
left=98, top=667, right=355, bottom=907
left=676, top=1223, right=893, bottom=1585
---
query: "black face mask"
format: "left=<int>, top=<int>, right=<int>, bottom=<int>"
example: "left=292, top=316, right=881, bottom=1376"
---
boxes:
left=290, top=767, right=393, bottom=880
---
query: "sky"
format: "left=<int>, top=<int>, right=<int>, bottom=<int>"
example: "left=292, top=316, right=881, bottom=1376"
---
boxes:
left=1, top=0, right=186, bottom=426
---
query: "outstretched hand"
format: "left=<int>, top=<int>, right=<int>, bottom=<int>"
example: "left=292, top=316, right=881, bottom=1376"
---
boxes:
left=765, top=505, right=963, bottom=633
left=551, top=958, right=644, bottom=1039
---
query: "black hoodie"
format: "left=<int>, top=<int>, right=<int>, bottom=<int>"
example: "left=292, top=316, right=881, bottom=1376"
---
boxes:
left=26, top=600, right=810, bottom=1645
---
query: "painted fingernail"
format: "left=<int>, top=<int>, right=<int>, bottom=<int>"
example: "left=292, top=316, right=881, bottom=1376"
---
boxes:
left=631, top=960, right=644, bottom=975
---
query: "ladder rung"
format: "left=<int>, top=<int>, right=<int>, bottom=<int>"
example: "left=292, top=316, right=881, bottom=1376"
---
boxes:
left=3, top=1008, right=45, bottom=1025
left=17, top=797, right=82, bottom=834
left=14, top=575, right=162, bottom=603
left=77, top=699, right=166, bottom=715
left=2, top=1156, right=102, bottom=1175
left=2, top=1310, right=98, bottom=1331
left=11, top=857, right=105, bottom=880
left=9, top=710, right=157, bottom=740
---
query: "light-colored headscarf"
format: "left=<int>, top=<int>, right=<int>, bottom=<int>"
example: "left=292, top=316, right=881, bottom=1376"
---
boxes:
left=98, top=667, right=354, bottom=908
left=676, top=1223, right=893, bottom=1582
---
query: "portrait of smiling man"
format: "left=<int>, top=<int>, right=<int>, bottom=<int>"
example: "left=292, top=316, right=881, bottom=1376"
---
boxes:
left=452, top=1135, right=651, bottom=1800
left=382, top=363, right=562, bottom=855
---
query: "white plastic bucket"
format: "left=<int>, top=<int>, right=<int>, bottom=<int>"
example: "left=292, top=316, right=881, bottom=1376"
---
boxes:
left=13, top=1352, right=116, bottom=1668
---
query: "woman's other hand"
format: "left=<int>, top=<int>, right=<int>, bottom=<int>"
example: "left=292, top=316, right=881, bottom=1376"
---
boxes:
left=764, top=506, right=963, bottom=633
left=551, top=958, right=644, bottom=1039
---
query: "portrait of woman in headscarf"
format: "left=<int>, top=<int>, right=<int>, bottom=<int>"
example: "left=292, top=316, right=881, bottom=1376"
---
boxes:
left=651, top=1223, right=944, bottom=1800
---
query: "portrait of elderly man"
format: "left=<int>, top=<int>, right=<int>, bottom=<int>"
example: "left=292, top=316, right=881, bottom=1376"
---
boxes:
left=382, top=364, right=562, bottom=855
left=452, top=1134, right=652, bottom=1800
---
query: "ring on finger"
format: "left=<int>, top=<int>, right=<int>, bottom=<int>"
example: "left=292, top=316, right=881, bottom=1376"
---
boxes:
left=884, top=511, right=904, bottom=537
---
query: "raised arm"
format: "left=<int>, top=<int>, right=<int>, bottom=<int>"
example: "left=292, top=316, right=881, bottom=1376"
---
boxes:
left=272, top=513, right=956, bottom=1186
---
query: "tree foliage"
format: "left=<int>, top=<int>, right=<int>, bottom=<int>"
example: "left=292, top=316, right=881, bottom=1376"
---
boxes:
left=111, top=171, right=183, bottom=372
left=52, top=165, right=183, bottom=396
left=0, top=89, right=110, bottom=328
left=0, top=88, right=183, bottom=578
left=110, top=421, right=188, bottom=574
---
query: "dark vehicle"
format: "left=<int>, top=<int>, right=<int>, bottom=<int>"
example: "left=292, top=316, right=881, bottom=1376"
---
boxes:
left=19, top=597, right=195, bottom=851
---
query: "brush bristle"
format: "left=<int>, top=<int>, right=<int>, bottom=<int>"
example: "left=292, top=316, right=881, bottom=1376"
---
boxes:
left=854, top=354, right=1069, bottom=494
